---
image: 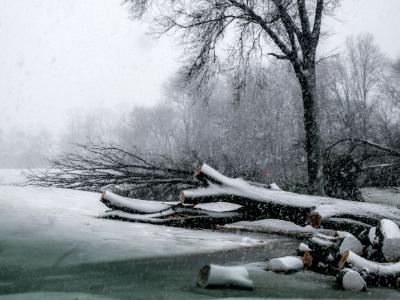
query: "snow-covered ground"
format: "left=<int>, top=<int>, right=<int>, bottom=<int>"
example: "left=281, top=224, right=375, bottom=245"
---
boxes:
left=0, top=170, right=262, bottom=269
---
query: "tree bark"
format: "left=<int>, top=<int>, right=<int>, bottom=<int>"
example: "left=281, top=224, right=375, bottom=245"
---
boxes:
left=296, top=62, right=325, bottom=196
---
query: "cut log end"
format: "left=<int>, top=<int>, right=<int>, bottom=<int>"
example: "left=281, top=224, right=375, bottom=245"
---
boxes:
left=198, top=265, right=211, bottom=288
left=308, top=212, right=322, bottom=229
left=194, top=168, right=202, bottom=178
left=179, top=191, right=185, bottom=204
left=337, top=268, right=367, bottom=291
left=338, top=251, right=350, bottom=270
left=302, top=251, right=313, bottom=269
left=100, top=191, right=106, bottom=201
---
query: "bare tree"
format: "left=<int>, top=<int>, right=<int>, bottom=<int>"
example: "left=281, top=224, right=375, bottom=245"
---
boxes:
left=125, top=0, right=340, bottom=195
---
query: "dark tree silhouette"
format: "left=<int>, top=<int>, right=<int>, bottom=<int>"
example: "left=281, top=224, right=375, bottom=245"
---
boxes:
left=125, top=0, right=340, bottom=195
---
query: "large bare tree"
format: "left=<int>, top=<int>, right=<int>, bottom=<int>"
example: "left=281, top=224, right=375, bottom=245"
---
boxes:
left=126, top=0, right=339, bottom=195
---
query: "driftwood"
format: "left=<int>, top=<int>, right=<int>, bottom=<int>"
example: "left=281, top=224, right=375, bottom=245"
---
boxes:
left=180, top=164, right=400, bottom=234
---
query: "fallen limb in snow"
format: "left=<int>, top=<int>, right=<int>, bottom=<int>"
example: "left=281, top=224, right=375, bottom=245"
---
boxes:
left=339, top=250, right=400, bottom=288
left=180, top=164, right=400, bottom=233
left=101, top=209, right=240, bottom=228
left=101, top=191, right=176, bottom=214
left=198, top=264, right=253, bottom=290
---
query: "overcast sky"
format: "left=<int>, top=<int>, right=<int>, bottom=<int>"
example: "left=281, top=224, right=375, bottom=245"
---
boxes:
left=1, top=0, right=399, bottom=135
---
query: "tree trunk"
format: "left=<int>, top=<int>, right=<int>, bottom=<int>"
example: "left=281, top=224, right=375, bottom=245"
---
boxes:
left=180, top=164, right=400, bottom=230
left=296, top=62, right=325, bottom=196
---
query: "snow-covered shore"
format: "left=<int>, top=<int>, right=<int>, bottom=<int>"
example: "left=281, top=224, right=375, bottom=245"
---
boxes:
left=0, top=183, right=264, bottom=269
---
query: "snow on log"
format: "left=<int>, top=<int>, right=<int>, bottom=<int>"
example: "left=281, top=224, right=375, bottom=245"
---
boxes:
left=269, top=183, right=282, bottom=191
left=376, top=219, right=400, bottom=262
left=218, top=219, right=335, bottom=239
left=267, top=256, right=304, bottom=273
left=299, top=243, right=312, bottom=253
left=101, top=191, right=174, bottom=214
left=321, top=218, right=372, bottom=238
left=337, top=268, right=367, bottom=291
left=193, top=202, right=242, bottom=212
left=339, top=235, right=363, bottom=256
left=339, top=250, right=400, bottom=288
left=368, top=227, right=377, bottom=244
left=180, top=164, right=400, bottom=229
left=197, top=264, right=253, bottom=290
left=100, top=209, right=174, bottom=224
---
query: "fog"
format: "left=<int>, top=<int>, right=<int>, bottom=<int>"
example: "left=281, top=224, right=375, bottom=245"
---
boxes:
left=1, top=0, right=400, bottom=168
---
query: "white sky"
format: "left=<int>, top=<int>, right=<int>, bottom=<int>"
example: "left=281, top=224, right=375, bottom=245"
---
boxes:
left=0, top=0, right=399, bottom=135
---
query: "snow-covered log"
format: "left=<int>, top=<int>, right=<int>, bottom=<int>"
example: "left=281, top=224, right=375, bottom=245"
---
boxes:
left=337, top=268, right=367, bottom=291
left=180, top=164, right=400, bottom=231
left=197, top=264, right=253, bottom=290
left=100, top=192, right=243, bottom=228
left=267, top=256, right=304, bottom=273
left=101, top=191, right=175, bottom=214
left=101, top=208, right=241, bottom=228
left=376, top=219, right=400, bottom=262
left=339, top=250, right=400, bottom=288
left=321, top=218, right=372, bottom=239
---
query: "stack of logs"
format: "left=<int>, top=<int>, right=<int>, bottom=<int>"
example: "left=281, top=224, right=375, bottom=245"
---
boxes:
left=100, top=163, right=400, bottom=291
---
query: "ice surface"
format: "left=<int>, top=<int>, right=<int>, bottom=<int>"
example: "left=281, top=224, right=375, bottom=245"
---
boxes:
left=0, top=292, right=117, bottom=300
left=0, top=182, right=261, bottom=269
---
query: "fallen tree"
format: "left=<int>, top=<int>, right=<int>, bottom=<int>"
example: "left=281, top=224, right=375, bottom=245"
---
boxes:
left=25, top=143, right=200, bottom=200
left=180, top=164, right=400, bottom=234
